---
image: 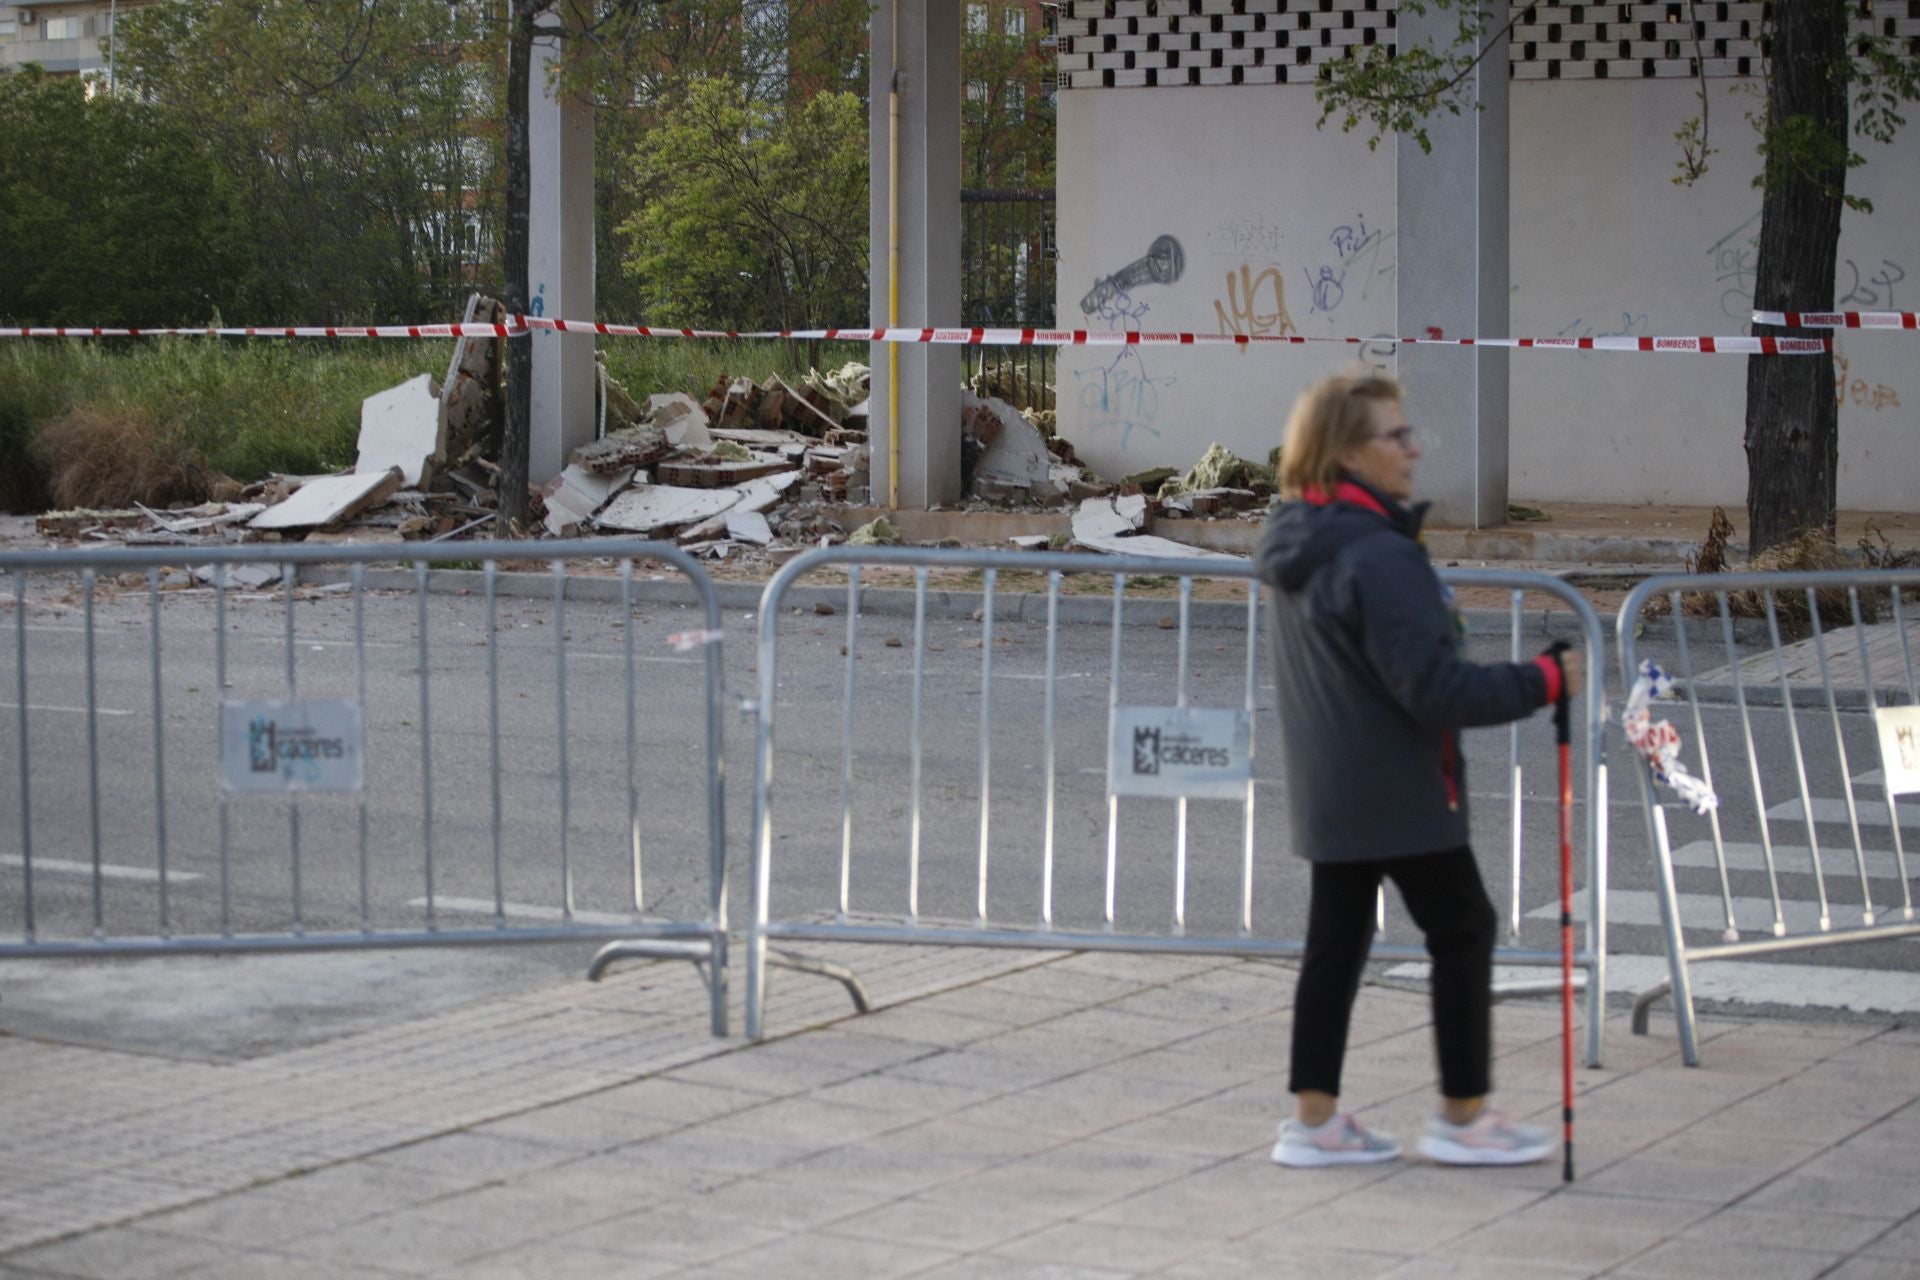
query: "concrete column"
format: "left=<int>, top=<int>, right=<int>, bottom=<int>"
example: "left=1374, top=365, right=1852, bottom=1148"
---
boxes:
left=869, top=0, right=962, bottom=508
left=528, top=5, right=596, bottom=485
left=1396, top=1, right=1509, bottom=528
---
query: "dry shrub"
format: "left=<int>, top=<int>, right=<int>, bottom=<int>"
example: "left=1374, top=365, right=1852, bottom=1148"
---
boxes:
left=1686, top=506, right=1737, bottom=577
left=1648, top=507, right=1863, bottom=628
left=1859, top=521, right=1917, bottom=572
left=35, top=405, right=211, bottom=511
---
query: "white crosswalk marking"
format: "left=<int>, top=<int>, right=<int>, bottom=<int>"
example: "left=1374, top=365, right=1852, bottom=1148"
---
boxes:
left=1530, top=888, right=1887, bottom=934
left=0, top=855, right=201, bottom=884
left=1767, top=796, right=1920, bottom=826
left=1667, top=839, right=1914, bottom=881
left=1386, top=957, right=1920, bottom=1015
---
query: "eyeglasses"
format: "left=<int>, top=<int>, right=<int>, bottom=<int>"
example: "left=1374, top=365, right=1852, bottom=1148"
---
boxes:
left=1369, top=425, right=1415, bottom=449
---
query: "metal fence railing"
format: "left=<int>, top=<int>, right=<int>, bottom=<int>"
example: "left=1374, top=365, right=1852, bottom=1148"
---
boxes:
left=1618, top=568, right=1920, bottom=1065
left=962, top=188, right=1057, bottom=405
left=1, top=539, right=732, bottom=1035
left=745, top=546, right=1609, bottom=1064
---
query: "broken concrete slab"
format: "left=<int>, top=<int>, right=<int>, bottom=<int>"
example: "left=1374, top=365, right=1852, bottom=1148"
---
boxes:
left=135, top=502, right=266, bottom=534
left=595, top=484, right=742, bottom=535
left=541, top=464, right=634, bottom=537
left=732, top=470, right=805, bottom=514
left=356, top=374, right=444, bottom=488
left=1071, top=530, right=1246, bottom=561
left=1071, top=494, right=1149, bottom=543
left=725, top=508, right=774, bottom=546
left=710, top=426, right=813, bottom=450
left=970, top=395, right=1052, bottom=487
left=250, top=469, right=404, bottom=532
left=1010, top=535, right=1052, bottom=551
left=301, top=528, right=407, bottom=547
left=676, top=471, right=801, bottom=542
left=648, top=393, right=712, bottom=449
left=1070, top=493, right=1241, bottom=559
left=191, top=563, right=288, bottom=590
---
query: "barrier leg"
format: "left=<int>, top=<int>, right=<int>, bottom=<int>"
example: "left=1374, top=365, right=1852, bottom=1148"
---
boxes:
left=767, top=948, right=870, bottom=1014
left=1650, top=806, right=1702, bottom=1066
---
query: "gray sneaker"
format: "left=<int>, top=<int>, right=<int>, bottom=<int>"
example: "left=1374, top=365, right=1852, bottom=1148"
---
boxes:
left=1271, top=1113, right=1401, bottom=1168
left=1418, top=1109, right=1552, bottom=1166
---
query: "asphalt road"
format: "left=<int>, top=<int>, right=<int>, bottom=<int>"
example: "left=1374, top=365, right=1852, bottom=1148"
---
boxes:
left=1, top=564, right=1912, bottom=1058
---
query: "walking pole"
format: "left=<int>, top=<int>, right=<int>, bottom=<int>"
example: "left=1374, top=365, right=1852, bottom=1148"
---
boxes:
left=1549, top=640, right=1575, bottom=1183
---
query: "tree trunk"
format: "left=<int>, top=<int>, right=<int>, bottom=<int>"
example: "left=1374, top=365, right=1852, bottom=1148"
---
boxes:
left=1745, top=4, right=1848, bottom=557
left=498, top=0, right=539, bottom=535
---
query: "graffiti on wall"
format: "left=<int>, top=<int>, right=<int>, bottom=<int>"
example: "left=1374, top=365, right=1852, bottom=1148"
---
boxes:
left=1311, top=214, right=1396, bottom=315
left=1707, top=212, right=1762, bottom=322
left=1555, top=311, right=1652, bottom=346
left=1839, top=258, right=1906, bottom=310
left=1834, top=347, right=1902, bottom=412
left=1709, top=212, right=1910, bottom=321
left=1213, top=264, right=1298, bottom=338
left=1217, top=216, right=1283, bottom=259
left=1072, top=346, right=1177, bottom=447
left=1080, top=235, right=1186, bottom=318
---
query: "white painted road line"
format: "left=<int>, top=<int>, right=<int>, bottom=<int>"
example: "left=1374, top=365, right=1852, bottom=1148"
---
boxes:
left=405, top=896, right=640, bottom=928
left=0, top=855, right=202, bottom=884
left=1668, top=839, right=1913, bottom=881
left=1530, top=889, right=1896, bottom=934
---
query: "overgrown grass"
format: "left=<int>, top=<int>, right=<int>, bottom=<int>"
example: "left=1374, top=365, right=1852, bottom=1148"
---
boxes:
left=0, top=335, right=876, bottom=514
left=598, top=336, right=870, bottom=403
left=0, top=338, right=448, bottom=511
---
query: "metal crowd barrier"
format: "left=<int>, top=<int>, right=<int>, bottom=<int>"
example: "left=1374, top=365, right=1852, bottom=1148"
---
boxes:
left=745, top=544, right=1608, bottom=1063
left=1, top=539, right=731, bottom=1035
left=1619, top=567, right=1920, bottom=1065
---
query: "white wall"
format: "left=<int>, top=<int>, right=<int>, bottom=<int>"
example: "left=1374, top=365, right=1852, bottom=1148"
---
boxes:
left=1056, top=79, right=1920, bottom=511
left=1055, top=86, right=1395, bottom=483
left=1510, top=78, right=1918, bottom=511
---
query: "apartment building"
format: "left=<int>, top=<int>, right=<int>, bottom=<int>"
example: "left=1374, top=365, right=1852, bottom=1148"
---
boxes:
left=0, top=0, right=160, bottom=81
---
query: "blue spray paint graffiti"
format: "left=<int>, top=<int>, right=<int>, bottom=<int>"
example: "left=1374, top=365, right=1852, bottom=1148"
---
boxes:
left=1304, top=215, right=1394, bottom=315
left=1073, top=345, right=1178, bottom=449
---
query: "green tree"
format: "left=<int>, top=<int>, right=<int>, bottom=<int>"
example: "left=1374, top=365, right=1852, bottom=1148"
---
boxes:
left=586, top=0, right=871, bottom=320
left=0, top=68, right=245, bottom=326
left=617, top=77, right=868, bottom=329
left=962, top=0, right=1055, bottom=189
left=114, top=0, right=503, bottom=323
left=1313, top=1, right=1919, bottom=555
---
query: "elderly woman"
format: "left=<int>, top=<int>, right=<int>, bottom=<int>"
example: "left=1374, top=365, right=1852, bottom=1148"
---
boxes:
left=1258, top=368, right=1579, bottom=1168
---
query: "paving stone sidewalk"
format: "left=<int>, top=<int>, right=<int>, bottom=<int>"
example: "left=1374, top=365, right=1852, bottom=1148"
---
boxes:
left=4, top=946, right=1919, bottom=1280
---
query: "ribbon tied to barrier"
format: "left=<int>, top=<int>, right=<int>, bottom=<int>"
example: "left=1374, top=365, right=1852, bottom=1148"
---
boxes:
left=1622, top=660, right=1719, bottom=815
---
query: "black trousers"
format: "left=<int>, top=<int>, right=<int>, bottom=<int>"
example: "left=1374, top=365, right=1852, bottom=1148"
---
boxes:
left=1289, top=846, right=1497, bottom=1101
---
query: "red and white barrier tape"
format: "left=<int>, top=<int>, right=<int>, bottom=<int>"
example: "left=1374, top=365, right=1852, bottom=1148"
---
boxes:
left=517, top=318, right=1829, bottom=354
left=0, top=323, right=515, bottom=339
left=0, top=317, right=1832, bottom=354
left=1751, top=310, right=1918, bottom=330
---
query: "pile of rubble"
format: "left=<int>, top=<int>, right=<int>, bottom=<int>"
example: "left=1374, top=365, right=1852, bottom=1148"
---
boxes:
left=33, top=297, right=1276, bottom=563
left=538, top=365, right=872, bottom=557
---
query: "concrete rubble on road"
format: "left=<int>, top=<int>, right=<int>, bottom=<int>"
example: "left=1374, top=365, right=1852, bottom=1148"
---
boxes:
left=27, top=297, right=1297, bottom=564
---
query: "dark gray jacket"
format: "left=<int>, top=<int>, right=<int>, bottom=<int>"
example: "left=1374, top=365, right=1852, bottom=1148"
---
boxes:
left=1257, top=479, right=1557, bottom=863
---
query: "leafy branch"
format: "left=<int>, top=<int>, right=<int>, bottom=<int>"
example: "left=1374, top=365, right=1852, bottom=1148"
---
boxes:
left=1313, top=1, right=1531, bottom=153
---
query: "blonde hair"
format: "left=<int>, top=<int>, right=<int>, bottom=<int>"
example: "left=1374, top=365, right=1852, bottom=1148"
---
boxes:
left=1278, top=368, right=1404, bottom=500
